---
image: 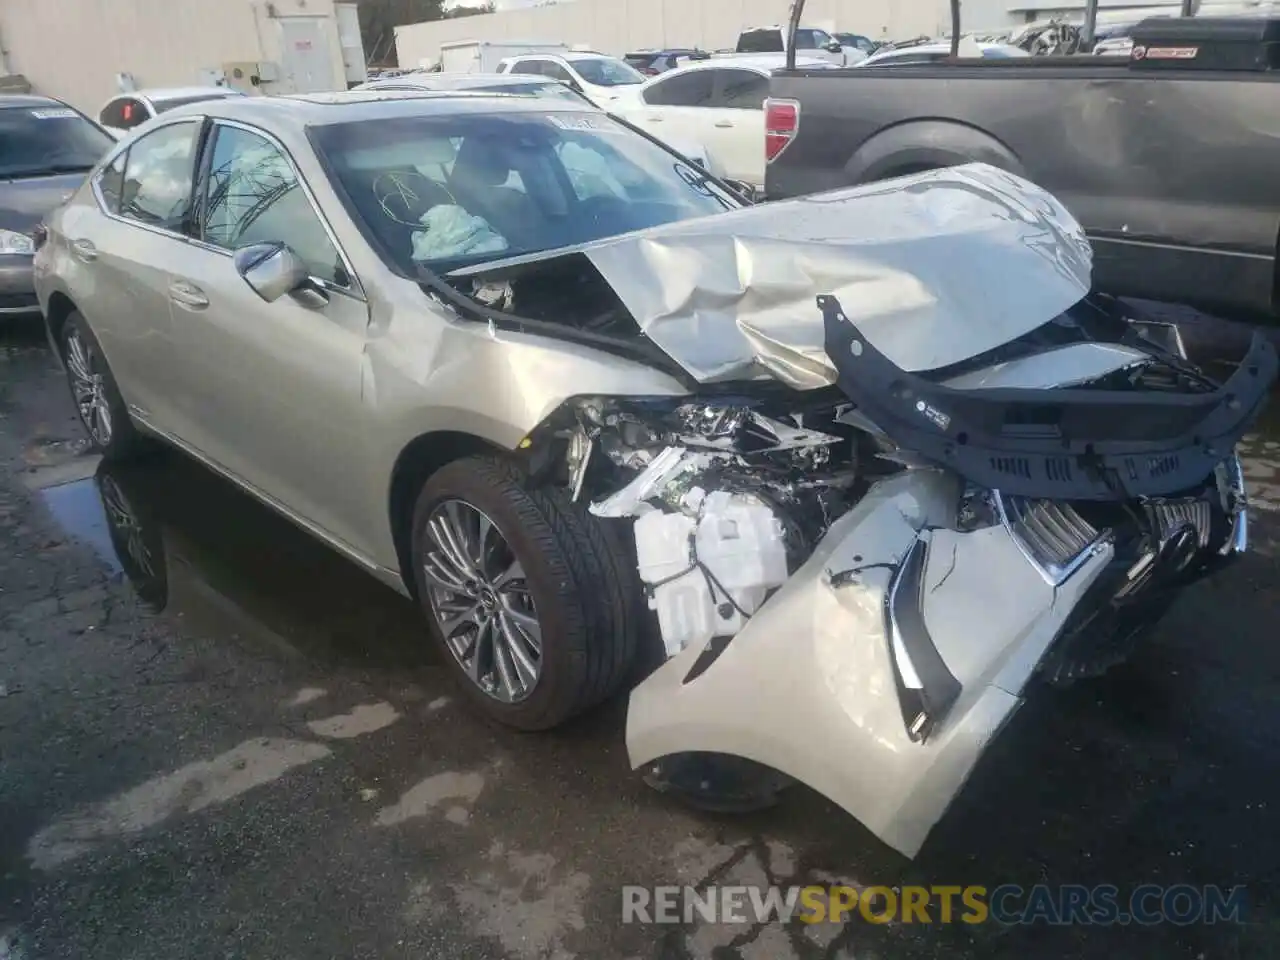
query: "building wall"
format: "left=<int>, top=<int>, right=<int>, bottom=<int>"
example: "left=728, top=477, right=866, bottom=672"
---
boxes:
left=0, top=0, right=348, bottom=113
left=395, top=0, right=956, bottom=69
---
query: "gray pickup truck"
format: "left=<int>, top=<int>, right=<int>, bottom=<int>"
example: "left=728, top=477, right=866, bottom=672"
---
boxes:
left=764, top=8, right=1280, bottom=322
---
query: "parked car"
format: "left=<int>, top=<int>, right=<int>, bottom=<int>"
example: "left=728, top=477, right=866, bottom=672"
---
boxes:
left=355, top=71, right=592, bottom=103
left=34, top=91, right=1270, bottom=859
left=623, top=49, right=712, bottom=76
left=438, top=40, right=570, bottom=74
left=857, top=39, right=1031, bottom=65
left=765, top=8, right=1280, bottom=321
left=97, top=86, right=244, bottom=138
left=0, top=94, right=116, bottom=319
left=613, top=55, right=832, bottom=190
left=354, top=73, right=716, bottom=180
left=495, top=52, right=647, bottom=106
left=734, top=24, right=857, bottom=65
left=832, top=31, right=880, bottom=56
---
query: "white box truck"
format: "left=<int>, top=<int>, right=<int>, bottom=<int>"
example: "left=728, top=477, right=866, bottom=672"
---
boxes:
left=437, top=40, right=570, bottom=74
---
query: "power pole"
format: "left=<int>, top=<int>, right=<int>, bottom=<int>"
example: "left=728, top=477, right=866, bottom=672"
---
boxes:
left=1082, top=0, right=1099, bottom=45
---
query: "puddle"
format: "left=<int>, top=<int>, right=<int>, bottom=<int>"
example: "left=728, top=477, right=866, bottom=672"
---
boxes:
left=35, top=452, right=431, bottom=671
left=38, top=478, right=121, bottom=572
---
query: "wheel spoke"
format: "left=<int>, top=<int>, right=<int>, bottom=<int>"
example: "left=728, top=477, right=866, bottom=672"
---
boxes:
left=430, top=512, right=479, bottom=582
left=491, top=623, right=520, bottom=700
left=422, top=552, right=468, bottom=594
left=499, top=603, right=542, bottom=653
left=498, top=613, right=539, bottom=688
left=444, top=501, right=483, bottom=571
left=469, top=617, right=495, bottom=682
left=492, top=559, right=525, bottom=590
left=438, top=602, right=481, bottom=638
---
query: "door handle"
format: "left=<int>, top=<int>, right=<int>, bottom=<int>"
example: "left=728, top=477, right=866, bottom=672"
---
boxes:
left=71, top=238, right=98, bottom=263
left=646, top=115, right=663, bottom=122
left=713, top=120, right=734, bottom=128
left=168, top=280, right=209, bottom=310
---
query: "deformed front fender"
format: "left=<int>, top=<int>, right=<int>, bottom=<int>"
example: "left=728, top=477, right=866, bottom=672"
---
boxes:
left=626, top=469, right=1114, bottom=858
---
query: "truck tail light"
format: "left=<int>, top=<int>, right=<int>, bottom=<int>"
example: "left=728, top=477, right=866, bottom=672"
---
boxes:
left=764, top=98, right=799, bottom=163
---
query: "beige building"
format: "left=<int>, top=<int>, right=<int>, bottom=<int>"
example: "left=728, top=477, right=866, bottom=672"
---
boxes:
left=395, top=0, right=958, bottom=68
left=0, top=0, right=366, bottom=113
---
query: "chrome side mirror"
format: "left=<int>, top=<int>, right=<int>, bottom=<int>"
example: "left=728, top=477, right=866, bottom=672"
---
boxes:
left=234, top=242, right=311, bottom=303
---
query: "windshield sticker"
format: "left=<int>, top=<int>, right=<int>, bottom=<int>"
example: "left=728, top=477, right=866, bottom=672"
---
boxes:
left=30, top=108, right=78, bottom=120
left=548, top=114, right=617, bottom=132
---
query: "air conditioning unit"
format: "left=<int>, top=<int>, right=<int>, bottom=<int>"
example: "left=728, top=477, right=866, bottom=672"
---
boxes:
left=219, top=61, right=282, bottom=92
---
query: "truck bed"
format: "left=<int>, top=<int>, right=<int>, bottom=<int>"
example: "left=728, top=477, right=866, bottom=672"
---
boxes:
left=766, top=58, right=1280, bottom=320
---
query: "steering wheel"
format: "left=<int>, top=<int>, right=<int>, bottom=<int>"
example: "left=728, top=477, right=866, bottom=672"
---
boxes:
left=372, top=170, right=456, bottom=227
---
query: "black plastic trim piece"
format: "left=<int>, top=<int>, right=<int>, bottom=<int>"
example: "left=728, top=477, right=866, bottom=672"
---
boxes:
left=886, top=537, right=962, bottom=743
left=820, top=294, right=1278, bottom=500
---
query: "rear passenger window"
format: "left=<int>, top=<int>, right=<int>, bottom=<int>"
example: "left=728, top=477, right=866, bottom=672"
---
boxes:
left=642, top=71, right=715, bottom=107
left=715, top=70, right=769, bottom=110
left=118, top=122, right=199, bottom=230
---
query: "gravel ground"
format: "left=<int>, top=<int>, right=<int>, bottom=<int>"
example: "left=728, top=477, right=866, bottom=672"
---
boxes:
left=2, top=313, right=1280, bottom=960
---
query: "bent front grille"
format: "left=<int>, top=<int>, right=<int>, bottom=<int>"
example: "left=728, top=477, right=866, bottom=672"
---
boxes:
left=1146, top=498, right=1212, bottom=550
left=995, top=493, right=1108, bottom=586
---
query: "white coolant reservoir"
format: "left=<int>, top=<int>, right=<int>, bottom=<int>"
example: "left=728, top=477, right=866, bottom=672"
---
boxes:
left=633, top=492, right=789, bottom=658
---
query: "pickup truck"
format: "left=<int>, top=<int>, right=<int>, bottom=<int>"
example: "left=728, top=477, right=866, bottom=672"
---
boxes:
left=764, top=12, right=1280, bottom=322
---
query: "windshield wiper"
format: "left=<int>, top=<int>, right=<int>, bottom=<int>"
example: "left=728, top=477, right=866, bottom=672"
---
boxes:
left=0, top=163, right=95, bottom=179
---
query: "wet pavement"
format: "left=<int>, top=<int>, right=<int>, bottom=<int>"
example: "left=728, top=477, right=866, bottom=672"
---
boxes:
left=3, top=315, right=1280, bottom=959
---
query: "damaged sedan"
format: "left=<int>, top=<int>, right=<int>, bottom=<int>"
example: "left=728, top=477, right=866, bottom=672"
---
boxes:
left=34, top=90, right=1274, bottom=857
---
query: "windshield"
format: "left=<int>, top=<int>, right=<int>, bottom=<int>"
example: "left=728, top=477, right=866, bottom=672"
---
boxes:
left=795, top=28, right=834, bottom=49
left=570, top=58, right=644, bottom=86
left=311, top=110, right=740, bottom=273
left=152, top=93, right=236, bottom=113
left=0, top=105, right=115, bottom=178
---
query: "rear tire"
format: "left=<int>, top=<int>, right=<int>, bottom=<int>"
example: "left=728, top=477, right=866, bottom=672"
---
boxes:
left=60, top=311, right=146, bottom=461
left=410, top=455, right=643, bottom=731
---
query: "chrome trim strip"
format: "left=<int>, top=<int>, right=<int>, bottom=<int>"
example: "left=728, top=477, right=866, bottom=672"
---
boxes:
left=1218, top=453, right=1249, bottom=556
left=130, top=409, right=408, bottom=594
left=1089, top=235, right=1273, bottom=261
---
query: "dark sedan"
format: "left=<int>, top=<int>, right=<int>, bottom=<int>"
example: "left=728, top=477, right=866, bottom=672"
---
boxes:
left=1, top=94, right=116, bottom=318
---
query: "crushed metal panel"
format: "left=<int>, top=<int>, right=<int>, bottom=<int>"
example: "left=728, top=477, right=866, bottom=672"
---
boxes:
left=582, top=163, right=1092, bottom=388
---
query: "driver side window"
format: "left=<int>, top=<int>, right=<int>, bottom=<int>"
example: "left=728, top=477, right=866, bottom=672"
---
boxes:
left=200, top=124, right=347, bottom=287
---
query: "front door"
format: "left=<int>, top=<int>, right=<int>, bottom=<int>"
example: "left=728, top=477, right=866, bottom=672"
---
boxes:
left=164, top=121, right=373, bottom=556
left=279, top=18, right=336, bottom=94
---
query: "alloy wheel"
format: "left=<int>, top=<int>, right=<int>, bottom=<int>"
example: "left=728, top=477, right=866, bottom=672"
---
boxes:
left=421, top=499, right=543, bottom=703
left=99, top=474, right=155, bottom=581
left=65, top=330, right=113, bottom=446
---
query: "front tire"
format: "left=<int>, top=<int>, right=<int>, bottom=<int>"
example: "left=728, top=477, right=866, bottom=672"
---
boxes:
left=410, top=455, right=642, bottom=731
left=60, top=311, right=145, bottom=461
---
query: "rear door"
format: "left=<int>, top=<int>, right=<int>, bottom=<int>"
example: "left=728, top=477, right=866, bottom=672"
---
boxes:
left=704, top=68, right=770, bottom=187
left=630, top=70, right=717, bottom=170
left=162, top=120, right=373, bottom=553
left=63, top=120, right=203, bottom=428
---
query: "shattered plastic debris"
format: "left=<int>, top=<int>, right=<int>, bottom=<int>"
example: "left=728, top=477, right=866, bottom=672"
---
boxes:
left=589, top=446, right=723, bottom=518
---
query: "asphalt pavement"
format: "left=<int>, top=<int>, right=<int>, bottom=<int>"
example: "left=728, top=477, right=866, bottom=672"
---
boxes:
left=2, top=314, right=1280, bottom=960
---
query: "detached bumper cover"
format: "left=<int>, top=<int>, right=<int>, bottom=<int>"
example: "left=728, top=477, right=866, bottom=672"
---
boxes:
left=626, top=470, right=1114, bottom=858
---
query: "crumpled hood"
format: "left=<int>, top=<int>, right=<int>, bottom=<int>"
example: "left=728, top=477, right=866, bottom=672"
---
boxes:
left=581, top=162, right=1092, bottom=388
